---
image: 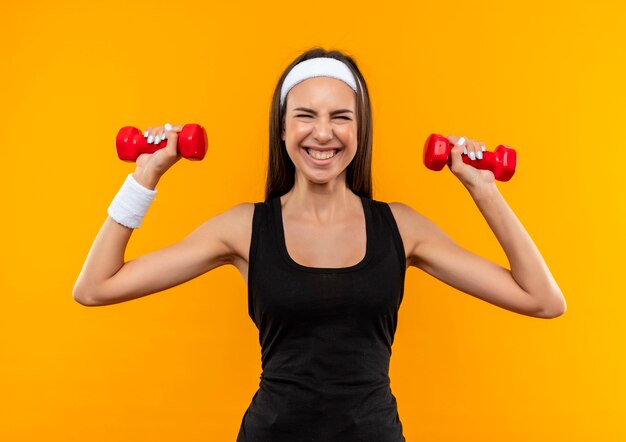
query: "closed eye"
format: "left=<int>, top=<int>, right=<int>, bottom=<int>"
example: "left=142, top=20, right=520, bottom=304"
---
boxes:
left=296, top=114, right=351, bottom=120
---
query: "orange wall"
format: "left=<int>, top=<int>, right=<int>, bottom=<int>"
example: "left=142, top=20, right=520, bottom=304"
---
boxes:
left=1, top=0, right=624, bottom=440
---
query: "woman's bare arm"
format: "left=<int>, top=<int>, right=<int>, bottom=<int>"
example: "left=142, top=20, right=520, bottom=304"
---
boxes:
left=393, top=134, right=566, bottom=319
left=390, top=190, right=566, bottom=318
left=72, top=199, right=249, bottom=307
left=73, top=123, right=250, bottom=306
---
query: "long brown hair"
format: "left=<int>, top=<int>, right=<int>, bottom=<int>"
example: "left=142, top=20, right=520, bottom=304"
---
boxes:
left=265, top=47, right=374, bottom=201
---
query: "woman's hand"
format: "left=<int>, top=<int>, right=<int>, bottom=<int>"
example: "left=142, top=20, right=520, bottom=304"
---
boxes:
left=133, top=123, right=184, bottom=189
left=447, top=134, right=497, bottom=192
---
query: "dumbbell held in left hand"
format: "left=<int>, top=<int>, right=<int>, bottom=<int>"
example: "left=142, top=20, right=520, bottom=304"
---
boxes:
left=423, top=133, right=518, bottom=182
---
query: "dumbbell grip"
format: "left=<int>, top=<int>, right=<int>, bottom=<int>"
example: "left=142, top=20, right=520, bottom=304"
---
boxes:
left=423, top=134, right=517, bottom=182
left=453, top=150, right=495, bottom=169
left=450, top=148, right=517, bottom=182
left=115, top=124, right=207, bottom=162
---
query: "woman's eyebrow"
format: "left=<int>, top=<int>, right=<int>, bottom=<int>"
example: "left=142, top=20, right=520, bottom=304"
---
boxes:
left=292, top=107, right=354, bottom=115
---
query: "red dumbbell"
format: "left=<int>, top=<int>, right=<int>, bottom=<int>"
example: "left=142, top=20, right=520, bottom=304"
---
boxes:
left=423, top=133, right=518, bottom=182
left=115, top=123, right=208, bottom=162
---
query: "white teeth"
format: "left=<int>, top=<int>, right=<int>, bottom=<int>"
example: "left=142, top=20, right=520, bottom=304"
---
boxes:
left=306, top=148, right=337, bottom=160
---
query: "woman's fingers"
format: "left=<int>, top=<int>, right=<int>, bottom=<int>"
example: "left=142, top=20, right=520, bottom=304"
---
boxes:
left=448, top=135, right=488, bottom=161
left=144, top=123, right=183, bottom=144
left=466, top=138, right=478, bottom=160
left=163, top=123, right=184, bottom=140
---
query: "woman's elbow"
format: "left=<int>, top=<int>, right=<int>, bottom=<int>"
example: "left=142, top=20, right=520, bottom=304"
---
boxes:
left=537, top=295, right=567, bottom=319
left=72, top=286, right=101, bottom=307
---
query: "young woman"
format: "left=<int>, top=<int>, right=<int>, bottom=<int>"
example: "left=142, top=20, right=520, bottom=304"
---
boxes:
left=73, top=47, right=566, bottom=442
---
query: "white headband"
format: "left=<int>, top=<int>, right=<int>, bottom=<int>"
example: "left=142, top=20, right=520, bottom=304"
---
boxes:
left=280, top=57, right=359, bottom=108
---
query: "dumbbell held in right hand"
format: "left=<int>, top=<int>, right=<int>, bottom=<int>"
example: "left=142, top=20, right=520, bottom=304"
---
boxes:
left=116, top=123, right=208, bottom=162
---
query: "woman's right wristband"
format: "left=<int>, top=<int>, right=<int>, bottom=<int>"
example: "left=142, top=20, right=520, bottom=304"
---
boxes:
left=107, top=173, right=157, bottom=229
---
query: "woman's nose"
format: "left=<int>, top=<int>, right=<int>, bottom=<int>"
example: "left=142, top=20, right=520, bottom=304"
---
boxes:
left=313, top=119, right=333, bottom=139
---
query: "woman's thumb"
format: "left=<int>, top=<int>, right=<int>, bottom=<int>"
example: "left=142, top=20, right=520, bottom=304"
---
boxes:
left=447, top=135, right=466, bottom=170
left=164, top=124, right=184, bottom=157
left=165, top=131, right=177, bottom=153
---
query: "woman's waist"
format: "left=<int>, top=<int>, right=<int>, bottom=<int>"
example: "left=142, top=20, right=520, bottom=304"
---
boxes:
left=248, top=377, right=402, bottom=435
left=260, top=369, right=391, bottom=392
left=261, top=346, right=391, bottom=383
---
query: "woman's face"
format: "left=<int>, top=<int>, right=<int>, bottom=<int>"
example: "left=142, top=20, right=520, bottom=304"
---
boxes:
left=281, top=77, right=358, bottom=185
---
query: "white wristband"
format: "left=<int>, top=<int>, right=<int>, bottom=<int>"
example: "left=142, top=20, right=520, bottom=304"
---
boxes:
left=107, top=173, right=157, bottom=229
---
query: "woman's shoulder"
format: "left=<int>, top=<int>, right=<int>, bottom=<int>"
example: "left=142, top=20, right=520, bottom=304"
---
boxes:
left=223, top=200, right=260, bottom=230
left=381, top=200, right=436, bottom=231
left=370, top=199, right=412, bottom=226
left=205, top=202, right=257, bottom=263
left=369, top=199, right=417, bottom=219
left=374, top=200, right=438, bottom=267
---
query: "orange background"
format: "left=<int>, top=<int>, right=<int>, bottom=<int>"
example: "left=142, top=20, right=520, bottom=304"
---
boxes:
left=1, top=0, right=624, bottom=440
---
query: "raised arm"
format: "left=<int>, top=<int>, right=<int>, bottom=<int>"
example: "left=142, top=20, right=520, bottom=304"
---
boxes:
left=390, top=200, right=564, bottom=318
left=388, top=134, right=566, bottom=319
left=73, top=122, right=248, bottom=306
left=72, top=202, right=249, bottom=306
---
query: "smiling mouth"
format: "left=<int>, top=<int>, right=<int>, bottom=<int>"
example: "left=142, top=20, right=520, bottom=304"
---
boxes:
left=302, top=147, right=341, bottom=160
